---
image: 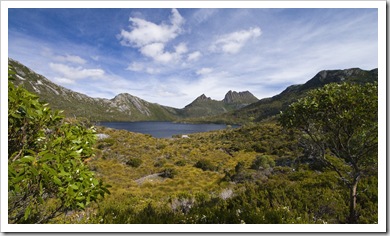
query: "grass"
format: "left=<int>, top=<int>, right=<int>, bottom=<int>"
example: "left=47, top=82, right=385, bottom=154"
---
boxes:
left=53, top=120, right=378, bottom=224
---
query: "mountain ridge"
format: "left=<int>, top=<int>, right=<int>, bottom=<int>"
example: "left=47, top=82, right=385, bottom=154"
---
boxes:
left=9, top=58, right=377, bottom=123
left=8, top=58, right=258, bottom=121
left=180, top=90, right=258, bottom=118
left=210, top=67, right=378, bottom=124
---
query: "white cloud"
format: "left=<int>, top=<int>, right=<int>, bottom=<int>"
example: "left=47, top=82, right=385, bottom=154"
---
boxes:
left=175, top=43, right=188, bottom=54
left=119, top=9, right=190, bottom=64
left=146, top=67, right=160, bottom=74
left=196, top=67, right=213, bottom=75
left=126, top=62, right=144, bottom=72
left=49, top=63, right=105, bottom=80
left=192, top=9, right=218, bottom=24
left=187, top=51, right=201, bottom=61
left=119, top=8, right=183, bottom=47
left=53, top=77, right=75, bottom=85
left=211, top=27, right=262, bottom=54
left=140, top=43, right=172, bottom=63
left=54, top=54, right=86, bottom=64
left=137, top=42, right=188, bottom=64
left=126, top=61, right=161, bottom=74
left=40, top=48, right=87, bottom=65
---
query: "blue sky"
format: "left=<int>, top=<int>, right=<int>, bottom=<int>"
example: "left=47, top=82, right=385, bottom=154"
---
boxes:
left=8, top=8, right=378, bottom=108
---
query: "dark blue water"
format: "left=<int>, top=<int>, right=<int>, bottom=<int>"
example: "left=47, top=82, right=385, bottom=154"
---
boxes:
left=98, top=121, right=237, bottom=138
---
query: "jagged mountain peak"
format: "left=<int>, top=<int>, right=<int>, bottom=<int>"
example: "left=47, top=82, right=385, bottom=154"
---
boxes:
left=196, top=94, right=211, bottom=101
left=223, top=90, right=258, bottom=104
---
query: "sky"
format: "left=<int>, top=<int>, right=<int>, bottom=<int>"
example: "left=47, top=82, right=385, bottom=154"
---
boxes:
left=8, top=7, right=378, bottom=108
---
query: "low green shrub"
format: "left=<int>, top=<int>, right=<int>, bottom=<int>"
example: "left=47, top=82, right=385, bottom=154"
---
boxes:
left=194, top=159, right=216, bottom=171
left=160, top=168, right=178, bottom=179
left=125, top=158, right=142, bottom=168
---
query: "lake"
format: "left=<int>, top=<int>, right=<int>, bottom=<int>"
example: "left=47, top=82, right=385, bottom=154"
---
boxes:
left=98, top=121, right=238, bottom=138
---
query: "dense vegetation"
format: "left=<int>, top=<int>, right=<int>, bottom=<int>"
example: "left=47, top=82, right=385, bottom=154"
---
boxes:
left=8, top=66, right=110, bottom=223
left=280, top=82, right=378, bottom=223
left=8, top=63, right=378, bottom=224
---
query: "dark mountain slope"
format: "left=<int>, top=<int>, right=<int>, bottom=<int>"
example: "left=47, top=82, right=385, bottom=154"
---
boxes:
left=179, top=91, right=258, bottom=118
left=213, top=68, right=378, bottom=123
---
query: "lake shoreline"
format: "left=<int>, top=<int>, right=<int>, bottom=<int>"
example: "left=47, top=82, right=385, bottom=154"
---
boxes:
left=97, top=121, right=239, bottom=138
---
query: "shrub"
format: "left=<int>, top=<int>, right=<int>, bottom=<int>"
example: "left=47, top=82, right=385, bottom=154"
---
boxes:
left=174, top=160, right=186, bottom=166
left=194, top=159, right=216, bottom=171
left=154, top=159, right=166, bottom=167
left=8, top=65, right=110, bottom=223
left=125, top=158, right=142, bottom=168
left=250, top=155, right=275, bottom=170
left=160, top=168, right=178, bottom=179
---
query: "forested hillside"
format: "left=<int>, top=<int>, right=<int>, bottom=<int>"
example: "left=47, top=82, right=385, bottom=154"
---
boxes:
left=201, top=68, right=378, bottom=124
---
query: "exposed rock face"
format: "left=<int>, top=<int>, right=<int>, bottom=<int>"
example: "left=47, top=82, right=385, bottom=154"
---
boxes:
left=182, top=90, right=258, bottom=118
left=193, top=94, right=212, bottom=102
left=223, top=90, right=258, bottom=104
left=9, top=58, right=179, bottom=121
left=13, top=58, right=374, bottom=124
left=10, top=58, right=258, bottom=121
left=111, top=93, right=151, bottom=116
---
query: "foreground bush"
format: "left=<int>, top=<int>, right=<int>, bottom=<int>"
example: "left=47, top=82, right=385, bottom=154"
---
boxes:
left=8, top=66, right=110, bottom=223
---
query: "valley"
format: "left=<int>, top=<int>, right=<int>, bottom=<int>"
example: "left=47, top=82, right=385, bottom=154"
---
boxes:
left=7, top=59, right=379, bottom=225
left=9, top=58, right=377, bottom=125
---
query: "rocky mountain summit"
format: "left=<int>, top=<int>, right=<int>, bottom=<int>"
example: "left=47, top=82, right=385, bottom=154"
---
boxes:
left=218, top=67, right=378, bottom=123
left=223, top=90, right=258, bottom=104
left=181, top=91, right=259, bottom=118
left=8, top=58, right=257, bottom=121
left=9, top=58, right=179, bottom=121
left=10, top=58, right=376, bottom=123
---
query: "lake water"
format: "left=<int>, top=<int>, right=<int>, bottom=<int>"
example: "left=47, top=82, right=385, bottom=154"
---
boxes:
left=98, top=121, right=237, bottom=138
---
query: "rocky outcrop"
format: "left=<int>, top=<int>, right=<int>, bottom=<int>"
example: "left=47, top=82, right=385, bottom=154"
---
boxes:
left=223, top=90, right=258, bottom=104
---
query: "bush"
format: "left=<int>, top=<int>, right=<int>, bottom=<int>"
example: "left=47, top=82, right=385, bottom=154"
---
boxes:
left=251, top=155, right=275, bottom=170
left=174, top=160, right=186, bottom=166
left=125, top=158, right=142, bottom=168
left=8, top=65, right=110, bottom=223
left=194, top=159, right=216, bottom=171
left=160, top=168, right=178, bottom=179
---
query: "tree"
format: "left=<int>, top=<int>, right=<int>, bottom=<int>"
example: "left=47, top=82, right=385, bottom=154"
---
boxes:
left=8, top=65, right=110, bottom=223
left=279, top=82, right=377, bottom=223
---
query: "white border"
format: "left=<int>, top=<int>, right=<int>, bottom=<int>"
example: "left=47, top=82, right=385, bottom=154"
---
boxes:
left=1, top=0, right=386, bottom=233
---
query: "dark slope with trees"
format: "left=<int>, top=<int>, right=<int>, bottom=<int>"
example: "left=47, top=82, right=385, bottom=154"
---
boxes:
left=210, top=68, right=378, bottom=124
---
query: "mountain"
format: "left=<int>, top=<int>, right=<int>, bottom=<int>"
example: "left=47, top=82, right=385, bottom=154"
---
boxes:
left=179, top=91, right=258, bottom=118
left=223, top=90, right=259, bottom=106
left=9, top=58, right=257, bottom=122
left=10, top=58, right=375, bottom=124
left=215, top=68, right=378, bottom=123
left=9, top=58, right=179, bottom=121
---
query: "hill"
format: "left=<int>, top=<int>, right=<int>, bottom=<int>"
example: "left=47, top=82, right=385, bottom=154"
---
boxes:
left=179, top=91, right=258, bottom=118
left=9, top=58, right=258, bottom=122
left=208, top=68, right=378, bottom=124
left=9, top=58, right=181, bottom=121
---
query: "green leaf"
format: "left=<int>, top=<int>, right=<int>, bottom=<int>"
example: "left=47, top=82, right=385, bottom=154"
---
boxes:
left=20, top=156, right=35, bottom=163
left=39, top=153, right=56, bottom=162
left=77, top=202, right=85, bottom=209
left=70, top=184, right=79, bottom=190
left=30, top=166, right=38, bottom=176
left=53, top=176, right=62, bottom=186
left=76, top=196, right=85, bottom=201
left=24, top=206, right=31, bottom=220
